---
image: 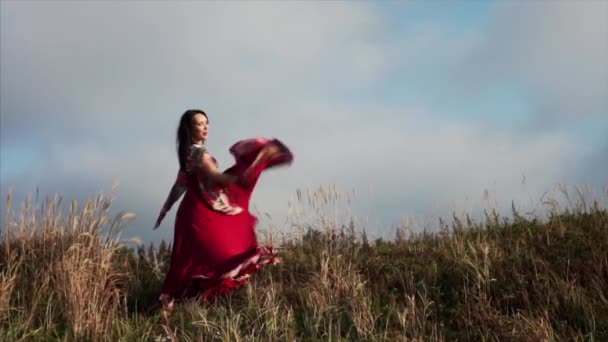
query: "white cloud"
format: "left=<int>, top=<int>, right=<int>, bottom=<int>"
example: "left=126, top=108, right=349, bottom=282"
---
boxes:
left=2, top=98, right=588, bottom=239
left=0, top=2, right=385, bottom=136
left=1, top=1, right=606, bottom=241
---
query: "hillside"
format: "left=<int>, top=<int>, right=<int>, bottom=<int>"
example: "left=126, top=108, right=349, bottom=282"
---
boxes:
left=1, top=189, right=607, bottom=341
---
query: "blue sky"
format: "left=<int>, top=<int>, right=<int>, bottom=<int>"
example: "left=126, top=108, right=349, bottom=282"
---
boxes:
left=1, top=1, right=607, bottom=242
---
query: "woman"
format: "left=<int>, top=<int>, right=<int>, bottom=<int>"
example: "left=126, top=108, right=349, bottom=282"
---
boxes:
left=155, top=109, right=293, bottom=309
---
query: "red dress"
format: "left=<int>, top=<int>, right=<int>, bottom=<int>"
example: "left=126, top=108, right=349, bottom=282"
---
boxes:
left=155, top=138, right=293, bottom=302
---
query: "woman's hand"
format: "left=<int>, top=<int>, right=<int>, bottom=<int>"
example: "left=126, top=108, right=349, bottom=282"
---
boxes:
left=237, top=144, right=282, bottom=188
left=250, top=144, right=281, bottom=169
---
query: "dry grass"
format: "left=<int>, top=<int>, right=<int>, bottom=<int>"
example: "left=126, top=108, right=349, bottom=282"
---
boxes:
left=0, top=189, right=135, bottom=341
left=1, top=184, right=607, bottom=341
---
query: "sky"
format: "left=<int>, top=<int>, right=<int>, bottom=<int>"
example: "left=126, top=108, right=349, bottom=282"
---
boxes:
left=1, top=0, right=607, bottom=242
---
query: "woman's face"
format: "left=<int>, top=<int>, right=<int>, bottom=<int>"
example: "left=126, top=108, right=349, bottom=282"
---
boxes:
left=191, top=113, right=209, bottom=143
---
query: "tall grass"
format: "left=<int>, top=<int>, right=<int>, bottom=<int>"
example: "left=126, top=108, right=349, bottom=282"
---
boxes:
left=1, top=189, right=135, bottom=341
left=1, top=185, right=607, bottom=341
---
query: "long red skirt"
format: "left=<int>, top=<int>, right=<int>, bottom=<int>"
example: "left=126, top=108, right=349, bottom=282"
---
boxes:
left=160, top=138, right=292, bottom=301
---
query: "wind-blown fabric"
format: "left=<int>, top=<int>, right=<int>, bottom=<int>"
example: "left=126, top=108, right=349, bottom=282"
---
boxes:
left=156, top=138, right=293, bottom=301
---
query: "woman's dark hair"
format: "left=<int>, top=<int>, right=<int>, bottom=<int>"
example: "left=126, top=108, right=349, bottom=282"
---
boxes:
left=177, top=109, right=208, bottom=170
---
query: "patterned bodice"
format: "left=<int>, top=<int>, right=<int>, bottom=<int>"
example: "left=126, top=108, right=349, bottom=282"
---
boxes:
left=186, top=144, right=242, bottom=215
left=157, top=144, right=242, bottom=220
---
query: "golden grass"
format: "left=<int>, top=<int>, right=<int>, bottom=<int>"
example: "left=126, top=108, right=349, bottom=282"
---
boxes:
left=1, top=184, right=607, bottom=341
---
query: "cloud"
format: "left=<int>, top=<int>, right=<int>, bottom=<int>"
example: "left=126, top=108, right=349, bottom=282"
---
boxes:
left=0, top=1, right=387, bottom=144
left=1, top=98, right=587, bottom=239
left=571, top=139, right=608, bottom=190
left=0, top=1, right=390, bottom=239
left=1, top=1, right=606, bottom=241
left=462, top=1, right=608, bottom=124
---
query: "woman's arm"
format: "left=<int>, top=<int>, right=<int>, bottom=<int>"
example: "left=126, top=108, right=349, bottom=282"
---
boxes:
left=242, top=144, right=282, bottom=178
left=200, top=152, right=237, bottom=187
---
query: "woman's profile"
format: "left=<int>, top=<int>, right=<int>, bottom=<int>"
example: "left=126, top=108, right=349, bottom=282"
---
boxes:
left=154, top=109, right=293, bottom=311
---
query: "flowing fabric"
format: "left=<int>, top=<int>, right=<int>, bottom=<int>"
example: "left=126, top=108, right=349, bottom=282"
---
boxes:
left=156, top=138, right=293, bottom=301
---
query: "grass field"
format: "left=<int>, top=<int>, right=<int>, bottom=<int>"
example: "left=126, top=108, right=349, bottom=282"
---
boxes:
left=1, top=185, right=607, bottom=341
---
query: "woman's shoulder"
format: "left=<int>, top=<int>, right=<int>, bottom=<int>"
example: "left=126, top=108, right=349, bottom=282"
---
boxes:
left=189, top=143, right=206, bottom=155
left=186, top=144, right=217, bottom=170
left=185, top=144, right=206, bottom=171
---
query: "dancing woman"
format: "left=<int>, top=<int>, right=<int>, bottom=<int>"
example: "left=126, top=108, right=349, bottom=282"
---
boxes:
left=154, top=109, right=293, bottom=309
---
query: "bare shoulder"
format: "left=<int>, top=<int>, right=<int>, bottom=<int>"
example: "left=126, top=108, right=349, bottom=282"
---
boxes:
left=201, top=151, right=214, bottom=164
left=200, top=150, right=218, bottom=171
